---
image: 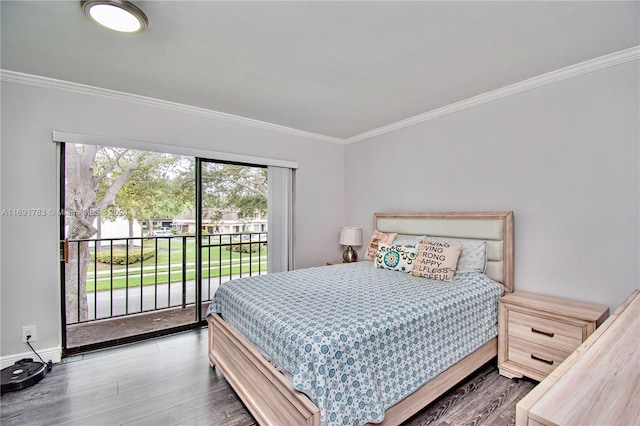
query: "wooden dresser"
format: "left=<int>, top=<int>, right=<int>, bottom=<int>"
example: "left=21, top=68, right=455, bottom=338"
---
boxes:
left=516, top=289, right=640, bottom=426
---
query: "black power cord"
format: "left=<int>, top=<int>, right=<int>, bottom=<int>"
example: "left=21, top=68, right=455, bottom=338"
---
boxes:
left=25, top=335, right=53, bottom=372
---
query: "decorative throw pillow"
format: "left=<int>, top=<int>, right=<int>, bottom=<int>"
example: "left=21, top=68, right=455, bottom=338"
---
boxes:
left=412, top=240, right=462, bottom=282
left=374, top=244, right=418, bottom=273
left=427, top=237, right=487, bottom=273
left=392, top=234, right=427, bottom=247
left=365, top=231, right=397, bottom=261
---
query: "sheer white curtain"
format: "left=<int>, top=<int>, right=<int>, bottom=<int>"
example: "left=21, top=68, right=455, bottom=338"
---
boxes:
left=267, top=166, right=294, bottom=273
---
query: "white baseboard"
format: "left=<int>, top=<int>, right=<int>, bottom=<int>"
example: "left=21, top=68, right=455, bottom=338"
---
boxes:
left=1, top=346, right=61, bottom=370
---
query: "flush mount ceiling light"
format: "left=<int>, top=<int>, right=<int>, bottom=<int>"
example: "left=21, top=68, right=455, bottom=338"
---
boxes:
left=81, top=0, right=148, bottom=33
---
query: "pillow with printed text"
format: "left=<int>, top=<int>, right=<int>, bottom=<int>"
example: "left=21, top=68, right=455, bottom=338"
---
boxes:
left=412, top=240, right=462, bottom=282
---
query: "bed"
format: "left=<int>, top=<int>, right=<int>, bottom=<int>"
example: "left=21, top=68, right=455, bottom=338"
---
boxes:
left=207, top=211, right=514, bottom=426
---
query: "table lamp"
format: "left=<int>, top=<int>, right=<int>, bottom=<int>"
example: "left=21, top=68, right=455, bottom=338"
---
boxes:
left=339, top=227, right=362, bottom=263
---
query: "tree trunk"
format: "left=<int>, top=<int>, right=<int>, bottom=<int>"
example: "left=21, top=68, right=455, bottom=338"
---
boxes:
left=64, top=207, right=99, bottom=324
left=65, top=241, right=90, bottom=323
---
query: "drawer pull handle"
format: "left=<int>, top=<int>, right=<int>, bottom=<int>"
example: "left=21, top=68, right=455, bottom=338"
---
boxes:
left=531, top=328, right=554, bottom=338
left=531, top=354, right=554, bottom=365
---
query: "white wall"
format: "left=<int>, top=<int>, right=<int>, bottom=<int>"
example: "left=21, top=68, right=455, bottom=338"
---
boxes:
left=2, top=60, right=637, bottom=364
left=0, top=81, right=345, bottom=360
left=345, top=61, right=639, bottom=313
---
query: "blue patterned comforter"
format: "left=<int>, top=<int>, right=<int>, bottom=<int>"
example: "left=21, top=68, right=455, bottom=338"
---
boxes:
left=208, top=261, right=503, bottom=426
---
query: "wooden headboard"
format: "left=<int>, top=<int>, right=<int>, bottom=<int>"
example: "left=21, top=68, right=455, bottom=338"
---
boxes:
left=374, top=211, right=514, bottom=292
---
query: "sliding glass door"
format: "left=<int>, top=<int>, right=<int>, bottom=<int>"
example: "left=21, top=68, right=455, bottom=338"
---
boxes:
left=58, top=139, right=285, bottom=355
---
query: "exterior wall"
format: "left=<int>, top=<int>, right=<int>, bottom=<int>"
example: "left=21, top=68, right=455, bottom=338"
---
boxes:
left=94, top=217, right=143, bottom=248
left=175, top=218, right=268, bottom=234
left=345, top=61, right=639, bottom=313
left=97, top=217, right=143, bottom=239
left=0, top=81, right=345, bottom=362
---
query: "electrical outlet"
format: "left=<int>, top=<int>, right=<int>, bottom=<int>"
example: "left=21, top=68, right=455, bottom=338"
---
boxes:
left=22, top=325, right=37, bottom=343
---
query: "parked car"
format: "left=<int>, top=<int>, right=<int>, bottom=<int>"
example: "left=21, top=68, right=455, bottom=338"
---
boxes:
left=153, top=229, right=174, bottom=237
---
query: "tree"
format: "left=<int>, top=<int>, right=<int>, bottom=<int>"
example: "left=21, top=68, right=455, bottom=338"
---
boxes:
left=105, top=154, right=193, bottom=247
left=200, top=163, right=267, bottom=222
left=65, top=144, right=154, bottom=323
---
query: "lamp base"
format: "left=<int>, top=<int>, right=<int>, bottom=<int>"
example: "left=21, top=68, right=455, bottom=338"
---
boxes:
left=342, top=246, right=358, bottom=263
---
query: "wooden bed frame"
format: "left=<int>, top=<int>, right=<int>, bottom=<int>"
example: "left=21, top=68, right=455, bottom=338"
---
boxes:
left=208, top=211, right=514, bottom=425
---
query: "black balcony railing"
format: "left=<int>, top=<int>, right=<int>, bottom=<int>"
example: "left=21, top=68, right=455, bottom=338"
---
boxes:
left=65, top=232, right=268, bottom=324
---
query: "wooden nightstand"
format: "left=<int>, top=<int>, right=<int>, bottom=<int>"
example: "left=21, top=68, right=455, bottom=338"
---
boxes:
left=326, top=260, right=345, bottom=265
left=498, top=291, right=608, bottom=382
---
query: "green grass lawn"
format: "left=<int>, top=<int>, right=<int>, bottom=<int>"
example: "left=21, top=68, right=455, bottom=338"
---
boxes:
left=86, top=238, right=267, bottom=291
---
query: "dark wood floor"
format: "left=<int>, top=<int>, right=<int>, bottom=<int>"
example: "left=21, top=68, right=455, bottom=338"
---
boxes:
left=1, top=328, right=536, bottom=426
left=404, top=361, right=535, bottom=426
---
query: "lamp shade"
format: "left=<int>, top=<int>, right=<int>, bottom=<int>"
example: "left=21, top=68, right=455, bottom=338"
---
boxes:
left=339, top=227, right=362, bottom=246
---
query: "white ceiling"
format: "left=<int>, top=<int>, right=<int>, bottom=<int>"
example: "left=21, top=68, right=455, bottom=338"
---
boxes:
left=1, top=1, right=639, bottom=140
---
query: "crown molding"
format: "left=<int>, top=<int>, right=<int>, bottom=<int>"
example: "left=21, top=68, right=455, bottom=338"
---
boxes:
left=2, top=45, right=638, bottom=146
left=345, top=45, right=640, bottom=144
left=0, top=70, right=345, bottom=145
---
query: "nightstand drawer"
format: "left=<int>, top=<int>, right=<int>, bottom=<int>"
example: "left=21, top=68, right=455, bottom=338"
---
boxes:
left=508, top=336, right=571, bottom=377
left=508, top=311, right=583, bottom=353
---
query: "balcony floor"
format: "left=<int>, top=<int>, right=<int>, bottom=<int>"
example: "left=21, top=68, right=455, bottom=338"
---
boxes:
left=66, top=303, right=209, bottom=352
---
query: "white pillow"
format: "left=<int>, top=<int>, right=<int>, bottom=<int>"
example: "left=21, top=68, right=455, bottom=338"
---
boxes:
left=426, top=237, right=487, bottom=273
left=392, top=234, right=427, bottom=247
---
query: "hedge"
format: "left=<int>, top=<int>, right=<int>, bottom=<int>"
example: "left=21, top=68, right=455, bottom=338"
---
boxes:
left=226, top=243, right=265, bottom=254
left=93, top=248, right=156, bottom=265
